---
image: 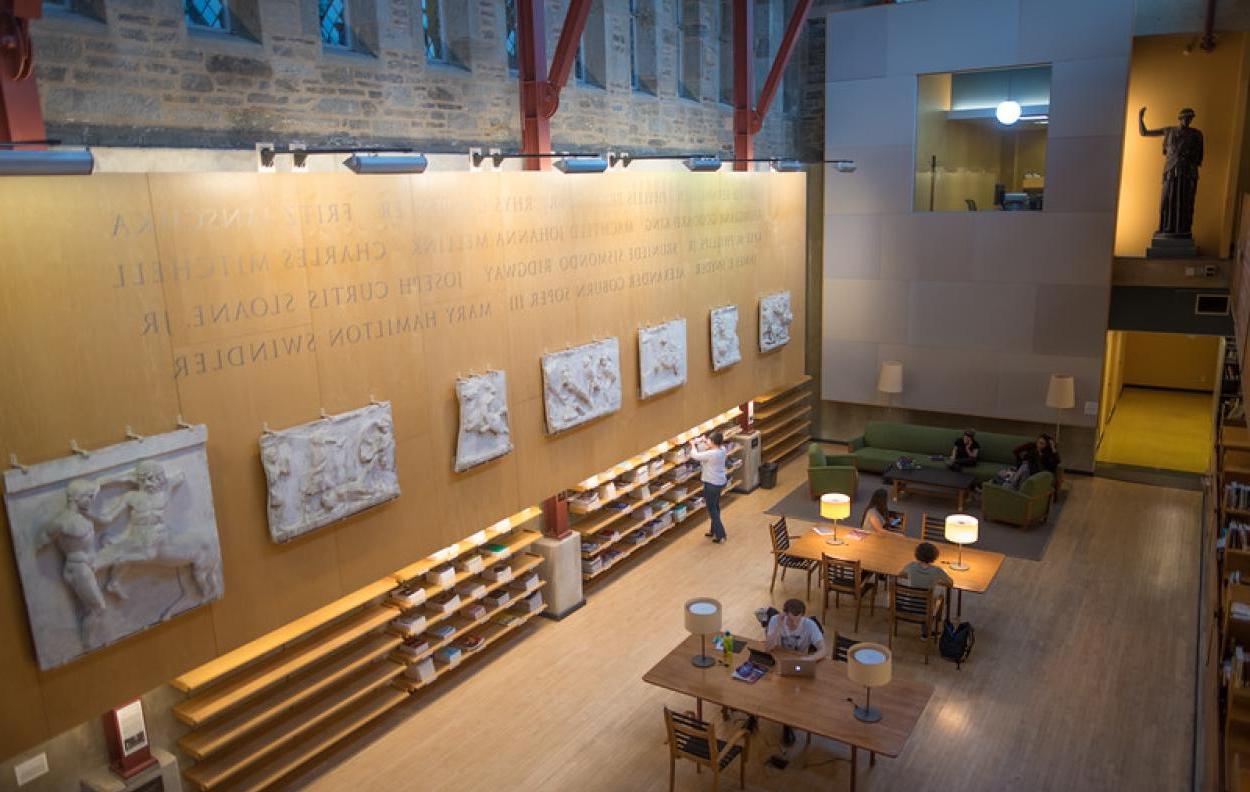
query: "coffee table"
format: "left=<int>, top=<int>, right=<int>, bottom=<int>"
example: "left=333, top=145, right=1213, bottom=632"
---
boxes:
left=882, top=467, right=976, bottom=511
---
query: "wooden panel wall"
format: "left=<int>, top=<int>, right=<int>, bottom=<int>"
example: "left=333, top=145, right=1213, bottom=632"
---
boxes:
left=0, top=171, right=806, bottom=757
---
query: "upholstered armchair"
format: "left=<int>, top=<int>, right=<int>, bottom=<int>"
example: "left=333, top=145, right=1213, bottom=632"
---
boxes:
left=807, top=443, right=859, bottom=500
left=982, top=471, right=1055, bottom=527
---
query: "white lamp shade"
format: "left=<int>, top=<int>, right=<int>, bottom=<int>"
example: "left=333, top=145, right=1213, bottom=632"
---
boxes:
left=944, top=514, right=978, bottom=545
left=820, top=493, right=851, bottom=521
left=877, top=361, right=904, bottom=394
left=1046, top=374, right=1076, bottom=409
left=684, top=598, right=722, bottom=636
left=847, top=642, right=892, bottom=687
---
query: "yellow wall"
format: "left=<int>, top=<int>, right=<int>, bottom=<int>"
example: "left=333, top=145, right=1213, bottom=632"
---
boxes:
left=1099, top=330, right=1128, bottom=438
left=1116, top=33, right=1250, bottom=258
left=1122, top=331, right=1221, bottom=391
left=0, top=171, right=806, bottom=757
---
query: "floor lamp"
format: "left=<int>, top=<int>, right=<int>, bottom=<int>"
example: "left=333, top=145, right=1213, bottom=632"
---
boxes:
left=878, top=361, right=903, bottom=415
left=1046, top=374, right=1076, bottom=444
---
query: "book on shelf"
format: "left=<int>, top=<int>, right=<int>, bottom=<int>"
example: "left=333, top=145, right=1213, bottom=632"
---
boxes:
left=426, top=565, right=456, bottom=587
left=390, top=584, right=428, bottom=609
left=464, top=603, right=487, bottom=620
left=405, top=657, right=436, bottom=682
left=434, top=646, right=463, bottom=666
left=457, top=634, right=485, bottom=652
left=484, top=542, right=510, bottom=557
left=429, top=624, right=456, bottom=640
left=457, top=554, right=485, bottom=574
left=491, top=612, right=521, bottom=627
left=398, top=636, right=432, bottom=658
left=390, top=613, right=427, bottom=637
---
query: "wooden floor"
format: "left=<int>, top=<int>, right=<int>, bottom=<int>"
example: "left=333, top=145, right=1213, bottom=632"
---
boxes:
left=292, top=459, right=1200, bottom=792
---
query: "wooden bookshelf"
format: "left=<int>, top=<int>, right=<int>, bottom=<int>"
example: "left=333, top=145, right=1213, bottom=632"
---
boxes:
left=393, top=607, right=545, bottom=694
left=752, top=377, right=814, bottom=466
left=390, top=581, right=548, bottom=669
left=173, top=513, right=546, bottom=792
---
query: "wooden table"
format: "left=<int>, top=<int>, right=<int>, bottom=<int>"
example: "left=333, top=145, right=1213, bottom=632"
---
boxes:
left=882, top=467, right=976, bottom=511
left=643, top=635, right=933, bottom=792
left=787, top=521, right=1005, bottom=617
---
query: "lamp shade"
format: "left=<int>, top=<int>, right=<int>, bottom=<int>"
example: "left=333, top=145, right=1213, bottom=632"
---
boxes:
left=877, top=361, right=904, bottom=394
left=847, top=642, right=892, bottom=688
left=684, top=598, right=722, bottom=636
left=1046, top=374, right=1076, bottom=409
left=944, top=514, right=978, bottom=545
left=820, top=493, right=851, bottom=521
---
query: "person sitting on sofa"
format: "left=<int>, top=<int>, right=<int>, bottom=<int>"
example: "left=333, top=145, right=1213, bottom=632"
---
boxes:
left=948, top=429, right=980, bottom=471
left=1013, top=434, right=1062, bottom=495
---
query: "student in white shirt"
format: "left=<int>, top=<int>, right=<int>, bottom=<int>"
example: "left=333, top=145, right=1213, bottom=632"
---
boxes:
left=763, top=599, right=825, bottom=766
left=690, top=431, right=729, bottom=543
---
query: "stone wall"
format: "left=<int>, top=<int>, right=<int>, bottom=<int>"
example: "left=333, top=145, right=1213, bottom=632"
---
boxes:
left=30, top=0, right=803, bottom=155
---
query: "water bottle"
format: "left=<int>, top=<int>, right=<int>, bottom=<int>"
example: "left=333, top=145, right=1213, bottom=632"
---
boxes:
left=722, top=630, right=734, bottom=667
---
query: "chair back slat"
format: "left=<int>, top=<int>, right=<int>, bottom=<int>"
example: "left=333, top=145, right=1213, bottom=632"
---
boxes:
left=832, top=631, right=857, bottom=662
left=892, top=580, right=933, bottom=617
left=770, top=516, right=791, bottom=552
left=920, top=513, right=946, bottom=544
left=821, top=554, right=860, bottom=589
left=664, top=707, right=715, bottom=761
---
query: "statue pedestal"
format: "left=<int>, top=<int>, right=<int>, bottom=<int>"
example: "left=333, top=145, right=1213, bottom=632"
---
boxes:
left=1147, top=235, right=1198, bottom=259
left=533, top=534, right=584, bottom=620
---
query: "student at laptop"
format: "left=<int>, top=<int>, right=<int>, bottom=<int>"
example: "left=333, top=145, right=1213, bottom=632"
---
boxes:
left=763, top=599, right=824, bottom=764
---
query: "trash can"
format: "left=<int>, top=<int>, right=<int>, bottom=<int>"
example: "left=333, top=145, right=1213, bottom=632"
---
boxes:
left=759, top=462, right=779, bottom=490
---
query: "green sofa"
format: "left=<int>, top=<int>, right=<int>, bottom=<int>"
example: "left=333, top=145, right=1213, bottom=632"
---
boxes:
left=807, top=444, right=859, bottom=500
left=983, top=471, right=1055, bottom=526
left=846, top=421, right=1032, bottom=484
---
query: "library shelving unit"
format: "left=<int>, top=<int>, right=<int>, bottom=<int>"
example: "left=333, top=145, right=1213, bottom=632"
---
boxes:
left=1215, top=416, right=1250, bottom=789
left=752, top=375, right=814, bottom=466
left=171, top=506, right=546, bottom=792
left=571, top=408, right=745, bottom=582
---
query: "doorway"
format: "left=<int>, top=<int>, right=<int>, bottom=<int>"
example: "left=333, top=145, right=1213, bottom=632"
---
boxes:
left=1097, top=330, right=1221, bottom=473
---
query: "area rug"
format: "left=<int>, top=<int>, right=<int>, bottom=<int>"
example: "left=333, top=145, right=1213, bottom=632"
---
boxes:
left=763, top=472, right=1061, bottom=561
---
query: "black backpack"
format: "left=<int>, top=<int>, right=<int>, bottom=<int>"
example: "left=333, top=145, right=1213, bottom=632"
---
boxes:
left=939, top=620, right=974, bottom=669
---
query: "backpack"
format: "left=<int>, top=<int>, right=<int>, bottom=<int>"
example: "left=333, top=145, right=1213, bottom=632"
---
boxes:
left=939, top=620, right=974, bottom=668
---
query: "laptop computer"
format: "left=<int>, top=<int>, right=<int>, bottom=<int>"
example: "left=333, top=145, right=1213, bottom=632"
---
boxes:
left=777, top=658, right=817, bottom=678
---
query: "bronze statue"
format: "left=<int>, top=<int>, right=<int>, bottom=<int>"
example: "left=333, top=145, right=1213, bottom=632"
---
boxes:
left=1138, top=107, right=1203, bottom=244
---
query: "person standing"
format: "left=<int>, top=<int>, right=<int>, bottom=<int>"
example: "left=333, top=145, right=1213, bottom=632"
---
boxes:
left=691, top=431, right=729, bottom=543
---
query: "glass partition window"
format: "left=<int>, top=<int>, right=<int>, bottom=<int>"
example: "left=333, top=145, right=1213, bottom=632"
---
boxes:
left=914, top=65, right=1051, bottom=212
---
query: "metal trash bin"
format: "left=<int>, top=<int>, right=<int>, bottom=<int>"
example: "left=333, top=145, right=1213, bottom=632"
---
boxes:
left=759, top=462, right=779, bottom=490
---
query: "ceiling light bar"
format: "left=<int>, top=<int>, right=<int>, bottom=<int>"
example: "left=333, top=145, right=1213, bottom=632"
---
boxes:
left=342, top=154, right=429, bottom=174
left=470, top=151, right=603, bottom=170
left=0, top=142, right=94, bottom=176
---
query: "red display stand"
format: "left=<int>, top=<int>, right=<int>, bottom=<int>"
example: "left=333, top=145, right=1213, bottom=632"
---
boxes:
left=102, top=699, right=157, bottom=779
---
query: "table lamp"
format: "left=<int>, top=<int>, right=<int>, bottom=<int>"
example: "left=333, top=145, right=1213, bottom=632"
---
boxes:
left=1045, top=373, right=1076, bottom=444
left=877, top=361, right=903, bottom=411
left=820, top=492, right=851, bottom=546
left=684, top=598, right=722, bottom=668
left=944, top=514, right=978, bottom=571
left=847, top=642, right=892, bottom=723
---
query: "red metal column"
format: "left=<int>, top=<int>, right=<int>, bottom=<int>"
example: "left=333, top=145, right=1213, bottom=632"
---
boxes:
left=543, top=0, right=591, bottom=115
left=731, top=0, right=754, bottom=171
left=752, top=0, right=811, bottom=133
left=0, top=0, right=46, bottom=142
left=516, top=0, right=552, bottom=171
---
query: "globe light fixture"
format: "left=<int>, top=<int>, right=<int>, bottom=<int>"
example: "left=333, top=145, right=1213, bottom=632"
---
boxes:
left=995, top=100, right=1022, bottom=126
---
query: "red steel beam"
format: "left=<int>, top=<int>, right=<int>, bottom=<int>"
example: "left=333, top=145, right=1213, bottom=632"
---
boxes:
left=515, top=0, right=551, bottom=170
left=544, top=0, right=592, bottom=114
left=0, top=0, right=46, bottom=143
left=731, top=0, right=754, bottom=170
left=752, top=0, right=811, bottom=134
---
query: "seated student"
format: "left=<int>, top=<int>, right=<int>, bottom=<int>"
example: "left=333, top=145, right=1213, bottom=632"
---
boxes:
left=948, top=429, right=980, bottom=470
left=860, top=488, right=890, bottom=534
left=1014, top=433, right=1063, bottom=496
left=899, top=542, right=953, bottom=591
left=763, top=599, right=824, bottom=766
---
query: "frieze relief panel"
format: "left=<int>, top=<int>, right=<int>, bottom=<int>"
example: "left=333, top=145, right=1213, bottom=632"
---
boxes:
left=709, top=305, right=741, bottom=371
left=454, top=371, right=514, bottom=472
left=638, top=319, right=687, bottom=399
left=541, top=338, right=622, bottom=433
left=759, top=291, right=794, bottom=353
left=260, top=402, right=400, bottom=543
left=2, top=426, right=223, bottom=670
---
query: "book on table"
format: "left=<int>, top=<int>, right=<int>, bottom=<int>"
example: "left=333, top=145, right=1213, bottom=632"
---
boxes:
left=731, top=661, right=768, bottom=684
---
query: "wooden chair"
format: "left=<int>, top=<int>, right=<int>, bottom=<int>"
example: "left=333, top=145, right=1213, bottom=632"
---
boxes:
left=920, top=512, right=946, bottom=544
left=663, top=706, right=750, bottom=791
left=888, top=578, right=945, bottom=664
left=768, top=516, right=817, bottom=596
left=884, top=509, right=907, bottom=536
left=820, top=555, right=876, bottom=631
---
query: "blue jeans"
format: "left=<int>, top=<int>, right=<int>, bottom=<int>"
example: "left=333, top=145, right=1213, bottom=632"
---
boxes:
left=703, top=481, right=726, bottom=540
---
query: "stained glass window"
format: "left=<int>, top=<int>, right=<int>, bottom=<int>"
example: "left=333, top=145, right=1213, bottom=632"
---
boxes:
left=319, top=0, right=349, bottom=48
left=422, top=0, right=445, bottom=63
left=504, top=0, right=517, bottom=73
left=185, top=0, right=228, bottom=30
